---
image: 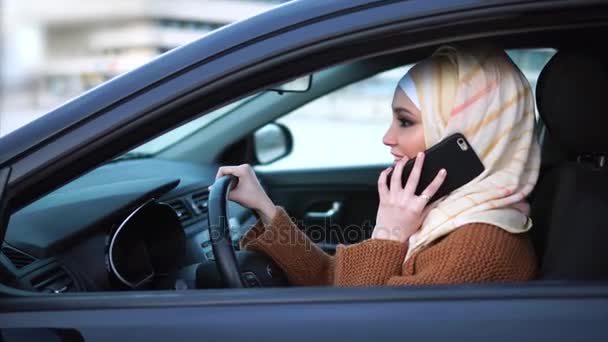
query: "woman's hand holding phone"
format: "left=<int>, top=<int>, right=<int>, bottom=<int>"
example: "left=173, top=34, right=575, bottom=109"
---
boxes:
left=373, top=152, right=447, bottom=243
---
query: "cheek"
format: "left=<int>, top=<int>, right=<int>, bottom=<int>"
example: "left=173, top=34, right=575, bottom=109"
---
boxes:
left=397, top=126, right=426, bottom=158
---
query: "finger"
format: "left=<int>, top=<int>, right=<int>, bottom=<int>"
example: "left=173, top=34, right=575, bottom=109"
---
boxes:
left=421, top=168, right=447, bottom=201
left=404, top=152, right=425, bottom=194
left=378, top=167, right=392, bottom=196
left=215, top=166, right=240, bottom=180
left=390, top=157, right=408, bottom=190
left=240, top=164, right=256, bottom=178
left=215, top=167, right=227, bottom=180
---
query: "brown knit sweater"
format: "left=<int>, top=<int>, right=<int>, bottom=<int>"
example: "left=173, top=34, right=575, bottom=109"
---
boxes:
left=239, top=206, right=537, bottom=286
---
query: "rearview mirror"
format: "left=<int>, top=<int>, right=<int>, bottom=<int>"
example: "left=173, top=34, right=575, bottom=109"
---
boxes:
left=253, top=123, right=293, bottom=164
left=268, top=75, right=312, bottom=94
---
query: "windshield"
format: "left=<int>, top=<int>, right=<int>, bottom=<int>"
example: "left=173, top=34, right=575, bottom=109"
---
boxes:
left=125, top=94, right=259, bottom=156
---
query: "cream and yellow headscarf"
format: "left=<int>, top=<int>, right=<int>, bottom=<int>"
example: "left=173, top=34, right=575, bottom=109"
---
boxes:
left=400, top=45, right=541, bottom=263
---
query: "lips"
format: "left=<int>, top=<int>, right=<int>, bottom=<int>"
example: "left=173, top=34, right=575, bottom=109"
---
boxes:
left=391, top=152, right=404, bottom=160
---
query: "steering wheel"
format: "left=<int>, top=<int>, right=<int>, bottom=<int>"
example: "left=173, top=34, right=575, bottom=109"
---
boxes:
left=207, top=175, right=245, bottom=288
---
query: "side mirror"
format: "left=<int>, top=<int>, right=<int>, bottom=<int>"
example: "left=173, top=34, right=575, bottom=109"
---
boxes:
left=253, top=123, right=293, bottom=164
left=268, top=75, right=312, bottom=94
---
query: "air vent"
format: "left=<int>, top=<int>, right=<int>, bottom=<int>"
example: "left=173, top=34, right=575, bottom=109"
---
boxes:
left=1, top=245, right=36, bottom=269
left=167, top=199, right=192, bottom=222
left=30, top=265, right=74, bottom=293
left=191, top=190, right=209, bottom=215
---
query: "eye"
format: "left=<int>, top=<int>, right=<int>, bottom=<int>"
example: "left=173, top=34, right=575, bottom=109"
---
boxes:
left=398, top=118, right=413, bottom=127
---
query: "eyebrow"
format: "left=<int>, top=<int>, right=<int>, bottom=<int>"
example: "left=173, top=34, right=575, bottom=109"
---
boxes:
left=392, top=107, right=416, bottom=118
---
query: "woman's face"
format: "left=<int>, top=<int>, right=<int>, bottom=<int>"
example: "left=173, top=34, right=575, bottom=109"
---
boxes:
left=382, top=87, right=426, bottom=162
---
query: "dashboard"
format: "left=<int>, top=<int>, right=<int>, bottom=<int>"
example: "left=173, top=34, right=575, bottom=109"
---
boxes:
left=0, top=158, right=257, bottom=292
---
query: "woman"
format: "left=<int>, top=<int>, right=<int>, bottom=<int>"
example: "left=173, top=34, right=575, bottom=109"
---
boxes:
left=213, top=45, right=540, bottom=287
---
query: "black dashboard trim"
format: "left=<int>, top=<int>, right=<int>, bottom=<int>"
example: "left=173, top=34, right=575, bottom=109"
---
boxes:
left=107, top=199, right=157, bottom=289
left=0, top=167, right=11, bottom=246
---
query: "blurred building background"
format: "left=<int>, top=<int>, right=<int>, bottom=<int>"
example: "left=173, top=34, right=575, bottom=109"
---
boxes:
left=0, top=0, right=287, bottom=136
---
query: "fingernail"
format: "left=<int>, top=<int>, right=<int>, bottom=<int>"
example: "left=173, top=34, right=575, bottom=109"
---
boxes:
left=418, top=152, right=424, bottom=158
left=440, top=169, right=447, bottom=175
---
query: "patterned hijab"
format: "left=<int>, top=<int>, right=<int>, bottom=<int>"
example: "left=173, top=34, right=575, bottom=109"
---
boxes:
left=399, top=45, right=541, bottom=263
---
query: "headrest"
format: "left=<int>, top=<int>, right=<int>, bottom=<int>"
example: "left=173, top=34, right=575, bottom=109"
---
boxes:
left=536, top=48, right=608, bottom=155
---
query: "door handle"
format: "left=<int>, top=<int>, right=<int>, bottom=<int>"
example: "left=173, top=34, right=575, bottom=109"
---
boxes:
left=305, top=201, right=342, bottom=220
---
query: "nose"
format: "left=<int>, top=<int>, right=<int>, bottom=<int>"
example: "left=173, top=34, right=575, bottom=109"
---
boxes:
left=382, top=125, right=396, bottom=146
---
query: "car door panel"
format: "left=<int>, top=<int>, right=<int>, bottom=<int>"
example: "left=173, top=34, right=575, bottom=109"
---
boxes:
left=1, top=285, right=607, bottom=342
left=258, top=165, right=388, bottom=252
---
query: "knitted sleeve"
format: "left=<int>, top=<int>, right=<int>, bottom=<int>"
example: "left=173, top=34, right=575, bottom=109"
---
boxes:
left=239, top=206, right=335, bottom=286
left=387, top=223, right=537, bottom=286
left=240, top=206, right=537, bottom=287
left=333, top=223, right=538, bottom=286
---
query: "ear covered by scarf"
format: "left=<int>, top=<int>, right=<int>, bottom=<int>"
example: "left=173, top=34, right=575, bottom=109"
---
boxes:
left=398, top=45, right=541, bottom=263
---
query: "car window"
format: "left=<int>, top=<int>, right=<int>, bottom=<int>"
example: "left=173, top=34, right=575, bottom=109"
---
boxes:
left=260, top=48, right=556, bottom=171
left=128, top=94, right=260, bottom=156
left=507, top=48, right=556, bottom=91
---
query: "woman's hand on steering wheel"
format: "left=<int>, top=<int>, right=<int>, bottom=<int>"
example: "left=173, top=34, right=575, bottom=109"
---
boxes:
left=212, top=164, right=277, bottom=225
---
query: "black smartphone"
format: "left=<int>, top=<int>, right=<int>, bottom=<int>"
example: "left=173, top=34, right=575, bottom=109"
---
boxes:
left=386, top=133, right=485, bottom=203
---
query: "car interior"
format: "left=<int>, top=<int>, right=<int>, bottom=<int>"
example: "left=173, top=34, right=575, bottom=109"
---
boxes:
left=1, top=25, right=607, bottom=293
